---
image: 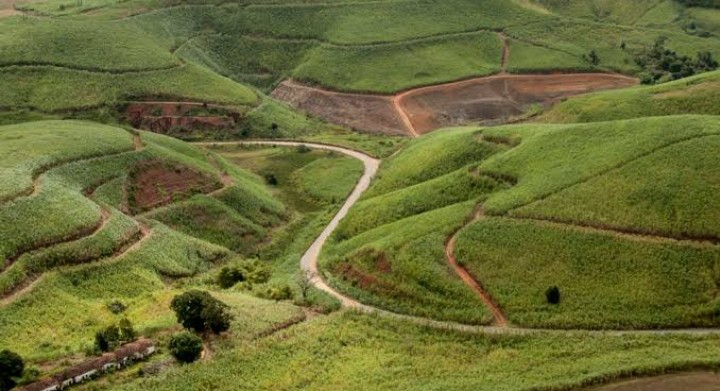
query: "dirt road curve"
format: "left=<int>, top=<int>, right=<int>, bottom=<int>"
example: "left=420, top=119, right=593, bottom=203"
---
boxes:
left=198, top=140, right=720, bottom=337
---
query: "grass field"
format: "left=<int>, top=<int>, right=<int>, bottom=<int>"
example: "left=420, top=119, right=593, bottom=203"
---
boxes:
left=108, top=312, right=720, bottom=391
left=540, top=70, right=720, bottom=123
left=455, top=217, right=720, bottom=329
left=323, top=116, right=720, bottom=328
left=0, top=121, right=297, bottom=365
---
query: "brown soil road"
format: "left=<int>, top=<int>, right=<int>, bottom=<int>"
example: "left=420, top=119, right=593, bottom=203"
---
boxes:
left=446, top=207, right=508, bottom=326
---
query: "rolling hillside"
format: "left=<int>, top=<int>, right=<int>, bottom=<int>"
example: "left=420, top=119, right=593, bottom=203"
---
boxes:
left=3, top=1, right=720, bottom=391
left=323, top=115, right=720, bottom=329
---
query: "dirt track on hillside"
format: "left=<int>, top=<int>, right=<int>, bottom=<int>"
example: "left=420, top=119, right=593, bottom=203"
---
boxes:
left=446, top=207, right=508, bottom=326
left=273, top=73, right=637, bottom=136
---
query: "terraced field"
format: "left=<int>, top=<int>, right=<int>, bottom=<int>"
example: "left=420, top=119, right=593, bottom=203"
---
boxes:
left=0, top=120, right=293, bottom=362
left=4, top=1, right=720, bottom=391
left=322, top=115, right=720, bottom=329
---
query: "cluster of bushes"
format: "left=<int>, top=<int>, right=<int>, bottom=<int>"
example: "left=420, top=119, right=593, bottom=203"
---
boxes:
left=676, top=0, right=720, bottom=8
left=635, top=37, right=718, bottom=84
left=94, top=318, right=137, bottom=353
left=168, top=290, right=233, bottom=364
left=216, top=260, right=271, bottom=289
left=216, top=261, right=294, bottom=301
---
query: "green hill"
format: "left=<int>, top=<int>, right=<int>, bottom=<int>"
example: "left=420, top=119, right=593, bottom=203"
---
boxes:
left=0, top=120, right=291, bottom=361
left=541, top=70, right=720, bottom=122
left=323, top=115, right=720, bottom=329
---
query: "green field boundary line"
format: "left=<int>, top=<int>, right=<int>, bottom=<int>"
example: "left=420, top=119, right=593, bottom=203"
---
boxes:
left=0, top=147, right=137, bottom=206
left=630, top=0, right=666, bottom=26
left=506, top=214, right=720, bottom=247
left=0, top=61, right=184, bottom=75
left=0, top=218, right=147, bottom=306
left=501, top=131, right=720, bottom=215
left=118, top=0, right=417, bottom=21
left=2, top=208, right=108, bottom=273
left=206, top=139, right=720, bottom=336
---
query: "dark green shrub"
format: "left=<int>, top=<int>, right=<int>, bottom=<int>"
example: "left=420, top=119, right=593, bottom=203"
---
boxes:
left=107, top=300, right=127, bottom=314
left=545, top=286, right=561, bottom=305
left=170, top=290, right=233, bottom=334
left=168, top=332, right=203, bottom=364
left=0, top=350, right=24, bottom=391
left=218, top=266, right=245, bottom=289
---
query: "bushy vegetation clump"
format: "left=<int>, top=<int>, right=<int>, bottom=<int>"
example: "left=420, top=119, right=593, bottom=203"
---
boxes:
left=168, top=332, right=203, bottom=364
left=0, top=350, right=23, bottom=391
left=636, top=37, right=718, bottom=84
left=170, top=290, right=232, bottom=334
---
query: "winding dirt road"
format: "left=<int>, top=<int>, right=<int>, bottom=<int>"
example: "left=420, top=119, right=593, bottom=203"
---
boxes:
left=200, top=140, right=720, bottom=337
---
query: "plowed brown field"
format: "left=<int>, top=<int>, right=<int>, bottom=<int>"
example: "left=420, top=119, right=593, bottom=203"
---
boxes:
left=273, top=73, right=637, bottom=136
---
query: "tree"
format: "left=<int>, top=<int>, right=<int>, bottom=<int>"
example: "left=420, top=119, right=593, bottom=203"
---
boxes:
left=264, top=173, right=278, bottom=186
left=296, top=271, right=314, bottom=303
left=217, top=266, right=245, bottom=289
left=95, top=325, right=121, bottom=352
left=0, top=350, right=24, bottom=391
left=170, top=290, right=233, bottom=334
left=545, top=286, right=561, bottom=305
left=168, top=332, right=203, bottom=364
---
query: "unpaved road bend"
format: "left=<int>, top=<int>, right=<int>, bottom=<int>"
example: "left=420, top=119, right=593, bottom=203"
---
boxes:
left=197, top=140, right=720, bottom=337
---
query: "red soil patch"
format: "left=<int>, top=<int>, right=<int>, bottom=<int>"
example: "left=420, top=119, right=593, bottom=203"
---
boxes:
left=335, top=263, right=378, bottom=290
left=272, top=73, right=638, bottom=136
left=588, top=372, right=720, bottom=391
left=0, top=0, right=23, bottom=18
left=127, top=160, right=221, bottom=214
left=376, top=253, right=392, bottom=274
left=271, top=80, right=409, bottom=135
left=398, top=73, right=638, bottom=135
left=125, top=102, right=240, bottom=134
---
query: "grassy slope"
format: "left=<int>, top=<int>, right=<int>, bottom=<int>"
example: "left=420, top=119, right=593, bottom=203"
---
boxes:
left=456, top=218, right=720, bottom=329
left=540, top=70, right=720, bottom=123
left=112, top=312, right=720, bottom=391
left=0, top=121, right=292, bottom=363
left=326, top=116, right=720, bottom=328
left=317, top=129, right=511, bottom=323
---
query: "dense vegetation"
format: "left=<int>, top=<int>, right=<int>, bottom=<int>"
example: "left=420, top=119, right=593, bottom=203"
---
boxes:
left=3, top=0, right=720, bottom=390
left=324, top=116, right=720, bottom=328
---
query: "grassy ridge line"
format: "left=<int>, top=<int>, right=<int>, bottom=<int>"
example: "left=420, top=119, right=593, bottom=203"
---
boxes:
left=0, top=147, right=135, bottom=206
left=0, top=63, right=258, bottom=112
left=540, top=70, right=720, bottom=122
left=0, top=62, right=183, bottom=74
left=0, top=207, right=142, bottom=300
left=480, top=117, right=720, bottom=214
left=504, top=214, right=720, bottom=246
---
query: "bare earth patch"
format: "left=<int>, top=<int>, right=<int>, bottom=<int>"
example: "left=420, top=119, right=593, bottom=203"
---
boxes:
left=271, top=80, right=409, bottom=136
left=125, top=102, right=240, bottom=134
left=589, top=372, right=720, bottom=391
left=0, top=0, right=23, bottom=18
left=273, top=74, right=637, bottom=136
left=127, top=160, right=221, bottom=214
